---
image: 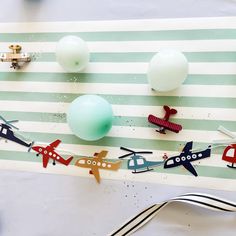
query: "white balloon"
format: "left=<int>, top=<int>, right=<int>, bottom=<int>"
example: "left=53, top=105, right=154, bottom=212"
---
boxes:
left=56, top=35, right=89, bottom=72
left=147, top=49, right=188, bottom=92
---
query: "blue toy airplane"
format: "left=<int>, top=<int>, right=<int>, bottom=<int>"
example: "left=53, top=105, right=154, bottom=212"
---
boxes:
left=164, top=141, right=211, bottom=176
left=118, top=147, right=163, bottom=173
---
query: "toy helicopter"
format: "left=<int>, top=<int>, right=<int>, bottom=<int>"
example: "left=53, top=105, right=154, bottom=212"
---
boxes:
left=148, top=105, right=182, bottom=134
left=32, top=139, right=73, bottom=168
left=118, top=147, right=163, bottom=173
left=0, top=45, right=31, bottom=69
left=0, top=116, right=33, bottom=149
left=75, top=150, right=121, bottom=183
left=213, top=126, right=236, bottom=169
left=164, top=141, right=211, bottom=176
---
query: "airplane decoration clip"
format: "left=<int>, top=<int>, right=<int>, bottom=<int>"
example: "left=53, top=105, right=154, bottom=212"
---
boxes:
left=148, top=105, right=182, bottom=134
left=164, top=141, right=211, bottom=176
left=0, top=45, right=31, bottom=69
left=75, top=150, right=121, bottom=183
left=118, top=147, right=163, bottom=173
left=213, top=126, right=236, bottom=169
left=32, top=139, right=73, bottom=168
left=0, top=116, right=33, bottom=150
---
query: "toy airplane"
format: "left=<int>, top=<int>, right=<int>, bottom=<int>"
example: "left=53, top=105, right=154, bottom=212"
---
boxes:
left=0, top=116, right=33, bottom=149
left=164, top=141, right=211, bottom=176
left=0, top=45, right=31, bottom=69
left=148, top=105, right=182, bottom=134
left=32, top=139, right=73, bottom=168
left=75, top=150, right=121, bottom=183
left=118, top=147, right=163, bottom=173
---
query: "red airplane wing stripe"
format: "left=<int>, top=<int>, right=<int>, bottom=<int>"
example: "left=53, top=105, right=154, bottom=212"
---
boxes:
left=148, top=115, right=182, bottom=132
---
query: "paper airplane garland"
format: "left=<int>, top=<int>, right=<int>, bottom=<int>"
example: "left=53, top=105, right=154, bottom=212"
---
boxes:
left=32, top=140, right=74, bottom=168
left=75, top=150, right=121, bottom=183
left=1, top=115, right=235, bottom=179
left=214, top=126, right=236, bottom=169
left=118, top=147, right=163, bottom=173
left=164, top=141, right=212, bottom=176
left=0, top=115, right=33, bottom=150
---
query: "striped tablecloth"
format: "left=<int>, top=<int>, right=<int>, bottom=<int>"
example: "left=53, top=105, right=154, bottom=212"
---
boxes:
left=0, top=17, right=236, bottom=191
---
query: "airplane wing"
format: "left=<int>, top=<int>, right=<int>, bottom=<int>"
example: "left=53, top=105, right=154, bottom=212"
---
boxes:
left=91, top=166, right=100, bottom=183
left=49, top=139, right=61, bottom=149
left=95, top=150, right=108, bottom=160
left=182, top=162, right=198, bottom=177
left=42, top=155, right=50, bottom=168
left=182, top=141, right=193, bottom=153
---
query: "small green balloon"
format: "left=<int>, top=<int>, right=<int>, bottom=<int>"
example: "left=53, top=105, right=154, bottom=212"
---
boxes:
left=56, top=35, right=89, bottom=72
left=67, top=95, right=113, bottom=141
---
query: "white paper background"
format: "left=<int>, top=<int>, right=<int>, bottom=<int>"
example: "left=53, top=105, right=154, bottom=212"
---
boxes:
left=0, top=1, right=236, bottom=236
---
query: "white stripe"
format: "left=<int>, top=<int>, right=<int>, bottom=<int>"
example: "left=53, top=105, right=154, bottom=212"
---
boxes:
left=0, top=159, right=235, bottom=192
left=1, top=40, right=236, bottom=52
left=15, top=120, right=234, bottom=144
left=1, top=17, right=236, bottom=33
left=0, top=139, right=225, bottom=168
left=0, top=101, right=235, bottom=121
left=1, top=62, right=236, bottom=75
left=0, top=81, right=235, bottom=98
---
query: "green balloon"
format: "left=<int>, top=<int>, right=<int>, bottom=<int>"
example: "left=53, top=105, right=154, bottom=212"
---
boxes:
left=56, top=35, right=89, bottom=72
left=67, top=95, right=113, bottom=141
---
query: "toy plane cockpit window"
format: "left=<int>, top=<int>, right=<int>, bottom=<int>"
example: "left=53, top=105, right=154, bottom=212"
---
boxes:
left=137, top=159, right=144, bottom=165
left=129, top=160, right=134, bottom=166
left=226, top=148, right=235, bottom=158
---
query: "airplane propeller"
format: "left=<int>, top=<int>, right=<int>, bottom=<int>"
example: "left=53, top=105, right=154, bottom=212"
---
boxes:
left=118, top=147, right=153, bottom=159
left=0, top=115, right=19, bottom=130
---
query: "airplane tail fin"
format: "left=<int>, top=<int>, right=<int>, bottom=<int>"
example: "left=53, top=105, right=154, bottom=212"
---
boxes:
left=163, top=105, right=177, bottom=120
left=65, top=156, right=73, bottom=166
left=28, top=141, right=35, bottom=152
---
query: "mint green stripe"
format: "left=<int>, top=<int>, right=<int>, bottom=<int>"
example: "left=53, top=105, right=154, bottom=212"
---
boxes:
left=2, top=111, right=236, bottom=132
left=185, top=75, right=236, bottom=85
left=0, top=149, right=234, bottom=179
left=34, top=52, right=236, bottom=62
left=0, top=91, right=235, bottom=108
left=1, top=73, right=236, bottom=85
left=19, top=131, right=225, bottom=155
left=1, top=29, right=236, bottom=42
left=0, top=72, right=148, bottom=84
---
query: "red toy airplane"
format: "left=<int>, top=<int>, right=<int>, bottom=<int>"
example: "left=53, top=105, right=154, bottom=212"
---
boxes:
left=148, top=105, right=182, bottom=134
left=32, top=140, right=73, bottom=168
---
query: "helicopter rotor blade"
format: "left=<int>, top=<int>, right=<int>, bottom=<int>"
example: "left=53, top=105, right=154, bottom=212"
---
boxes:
left=120, top=146, right=135, bottom=153
left=7, top=119, right=19, bottom=124
left=8, top=123, right=19, bottom=130
left=118, top=153, right=133, bottom=159
left=0, top=116, right=19, bottom=130
left=134, top=151, right=153, bottom=154
left=0, top=115, right=8, bottom=124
